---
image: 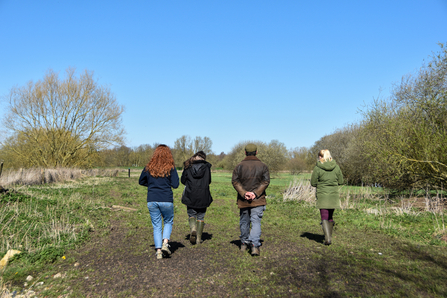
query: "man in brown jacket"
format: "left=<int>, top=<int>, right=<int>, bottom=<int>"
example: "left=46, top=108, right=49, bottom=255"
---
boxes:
left=232, top=143, right=270, bottom=256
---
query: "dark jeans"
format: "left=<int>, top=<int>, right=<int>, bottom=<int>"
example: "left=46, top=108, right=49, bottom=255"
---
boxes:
left=187, top=207, right=207, bottom=221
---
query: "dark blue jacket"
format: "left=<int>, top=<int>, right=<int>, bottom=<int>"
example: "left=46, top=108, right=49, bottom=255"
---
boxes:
left=139, top=168, right=179, bottom=202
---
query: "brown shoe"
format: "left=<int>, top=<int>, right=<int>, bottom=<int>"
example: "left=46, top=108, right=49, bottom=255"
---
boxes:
left=251, top=246, right=260, bottom=256
left=240, top=243, right=248, bottom=252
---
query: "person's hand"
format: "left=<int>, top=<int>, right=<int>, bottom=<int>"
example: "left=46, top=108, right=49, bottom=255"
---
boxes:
left=245, top=192, right=256, bottom=201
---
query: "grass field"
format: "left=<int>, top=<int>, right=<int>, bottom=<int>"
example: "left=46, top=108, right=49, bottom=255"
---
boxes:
left=1, top=170, right=446, bottom=297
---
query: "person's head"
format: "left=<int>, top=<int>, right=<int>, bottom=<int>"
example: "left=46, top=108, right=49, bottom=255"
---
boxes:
left=193, top=150, right=206, bottom=161
left=245, top=143, right=257, bottom=156
left=318, top=149, right=332, bottom=163
left=145, top=144, right=175, bottom=177
left=183, top=151, right=206, bottom=169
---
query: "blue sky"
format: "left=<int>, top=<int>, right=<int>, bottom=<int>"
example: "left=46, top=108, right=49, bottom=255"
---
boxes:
left=1, top=0, right=446, bottom=154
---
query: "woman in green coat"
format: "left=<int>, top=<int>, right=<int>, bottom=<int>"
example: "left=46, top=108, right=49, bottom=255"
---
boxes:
left=310, top=149, right=343, bottom=245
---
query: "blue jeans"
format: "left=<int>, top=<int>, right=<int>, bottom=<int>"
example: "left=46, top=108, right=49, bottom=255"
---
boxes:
left=239, top=205, right=266, bottom=248
left=147, top=202, right=174, bottom=249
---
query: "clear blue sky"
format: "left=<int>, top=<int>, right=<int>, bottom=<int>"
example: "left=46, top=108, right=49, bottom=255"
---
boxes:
left=1, top=0, right=446, bottom=154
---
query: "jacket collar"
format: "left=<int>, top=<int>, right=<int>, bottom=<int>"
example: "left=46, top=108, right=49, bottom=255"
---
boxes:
left=192, top=160, right=207, bottom=164
left=242, top=156, right=260, bottom=162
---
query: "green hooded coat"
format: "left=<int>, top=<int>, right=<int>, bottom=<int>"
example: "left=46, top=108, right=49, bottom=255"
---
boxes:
left=310, top=160, right=344, bottom=209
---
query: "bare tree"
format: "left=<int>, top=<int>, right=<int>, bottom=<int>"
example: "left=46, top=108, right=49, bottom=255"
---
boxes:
left=174, top=135, right=193, bottom=166
left=224, top=140, right=288, bottom=173
left=1, top=68, right=125, bottom=167
left=192, top=136, right=213, bottom=155
left=174, top=135, right=213, bottom=167
left=287, top=146, right=310, bottom=175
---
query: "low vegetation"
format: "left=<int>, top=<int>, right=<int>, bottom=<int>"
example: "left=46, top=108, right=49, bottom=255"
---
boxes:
left=0, top=168, right=120, bottom=187
left=0, top=170, right=446, bottom=297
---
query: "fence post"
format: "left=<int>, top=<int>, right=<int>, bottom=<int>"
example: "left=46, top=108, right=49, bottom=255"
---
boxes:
left=128, top=168, right=130, bottom=178
left=0, top=162, right=3, bottom=178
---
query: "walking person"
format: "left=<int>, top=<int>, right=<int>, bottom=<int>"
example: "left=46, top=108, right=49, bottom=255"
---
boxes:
left=139, top=144, right=179, bottom=259
left=181, top=151, right=213, bottom=244
left=310, top=149, right=344, bottom=245
left=232, top=143, right=270, bottom=256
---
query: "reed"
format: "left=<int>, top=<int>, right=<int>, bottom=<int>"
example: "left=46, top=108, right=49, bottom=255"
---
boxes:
left=0, top=168, right=119, bottom=187
left=282, top=179, right=315, bottom=204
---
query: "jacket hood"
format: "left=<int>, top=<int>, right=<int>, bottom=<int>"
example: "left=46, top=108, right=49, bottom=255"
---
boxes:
left=316, top=159, right=337, bottom=171
left=191, top=160, right=210, bottom=178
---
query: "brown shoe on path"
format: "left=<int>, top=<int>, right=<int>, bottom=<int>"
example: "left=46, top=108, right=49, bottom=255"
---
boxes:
left=251, top=246, right=260, bottom=256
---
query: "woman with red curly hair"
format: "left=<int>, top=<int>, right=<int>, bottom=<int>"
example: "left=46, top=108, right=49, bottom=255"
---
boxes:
left=139, top=145, right=179, bottom=259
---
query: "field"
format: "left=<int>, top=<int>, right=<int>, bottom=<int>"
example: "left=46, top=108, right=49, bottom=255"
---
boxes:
left=0, top=170, right=446, bottom=297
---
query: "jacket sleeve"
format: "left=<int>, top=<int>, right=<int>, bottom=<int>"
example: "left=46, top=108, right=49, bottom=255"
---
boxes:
left=139, top=169, right=148, bottom=187
left=232, top=165, right=248, bottom=197
left=208, top=164, right=212, bottom=185
left=170, top=168, right=180, bottom=189
left=253, top=165, right=270, bottom=198
left=310, top=166, right=318, bottom=187
left=336, top=166, right=344, bottom=185
left=181, top=169, right=187, bottom=185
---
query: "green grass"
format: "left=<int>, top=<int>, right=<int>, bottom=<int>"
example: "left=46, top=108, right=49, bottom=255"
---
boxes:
left=1, top=171, right=446, bottom=297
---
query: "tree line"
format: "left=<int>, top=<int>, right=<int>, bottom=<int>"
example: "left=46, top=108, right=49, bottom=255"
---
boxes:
left=0, top=67, right=315, bottom=173
left=311, top=43, right=447, bottom=191
left=39, top=137, right=314, bottom=175
left=1, top=44, right=446, bottom=191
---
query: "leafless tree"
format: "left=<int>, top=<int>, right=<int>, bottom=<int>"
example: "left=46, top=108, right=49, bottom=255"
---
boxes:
left=1, top=68, right=125, bottom=167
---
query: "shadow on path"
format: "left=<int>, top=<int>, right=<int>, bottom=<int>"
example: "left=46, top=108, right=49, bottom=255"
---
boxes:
left=300, top=232, right=324, bottom=244
left=184, top=232, right=213, bottom=243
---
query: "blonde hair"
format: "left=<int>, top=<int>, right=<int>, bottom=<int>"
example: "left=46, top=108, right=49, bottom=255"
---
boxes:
left=318, top=149, right=332, bottom=163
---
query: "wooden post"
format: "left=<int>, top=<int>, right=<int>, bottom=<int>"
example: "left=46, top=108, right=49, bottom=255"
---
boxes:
left=0, top=162, right=3, bottom=178
left=128, top=168, right=130, bottom=178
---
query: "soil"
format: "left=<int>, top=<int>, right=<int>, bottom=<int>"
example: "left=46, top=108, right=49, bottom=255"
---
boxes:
left=36, top=189, right=447, bottom=297
left=59, top=216, right=444, bottom=298
left=62, top=215, right=337, bottom=298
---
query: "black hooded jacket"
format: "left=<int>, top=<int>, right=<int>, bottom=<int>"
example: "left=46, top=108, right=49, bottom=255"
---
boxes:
left=181, top=160, right=213, bottom=208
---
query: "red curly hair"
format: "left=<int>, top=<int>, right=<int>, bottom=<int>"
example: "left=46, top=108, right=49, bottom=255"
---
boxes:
left=145, top=145, right=175, bottom=178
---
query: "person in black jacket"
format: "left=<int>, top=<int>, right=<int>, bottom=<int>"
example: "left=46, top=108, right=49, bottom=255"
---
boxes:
left=181, top=151, right=213, bottom=244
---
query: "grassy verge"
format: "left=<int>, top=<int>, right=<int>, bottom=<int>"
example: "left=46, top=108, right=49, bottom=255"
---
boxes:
left=0, top=171, right=446, bottom=297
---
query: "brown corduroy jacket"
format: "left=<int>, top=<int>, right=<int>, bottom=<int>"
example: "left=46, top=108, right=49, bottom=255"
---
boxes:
left=232, top=156, right=270, bottom=208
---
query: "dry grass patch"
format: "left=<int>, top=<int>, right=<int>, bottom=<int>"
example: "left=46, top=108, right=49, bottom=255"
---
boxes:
left=282, top=179, right=315, bottom=204
left=0, top=168, right=119, bottom=187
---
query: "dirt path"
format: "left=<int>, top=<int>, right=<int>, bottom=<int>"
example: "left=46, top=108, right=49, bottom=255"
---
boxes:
left=63, top=210, right=333, bottom=297
left=59, top=205, right=447, bottom=298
